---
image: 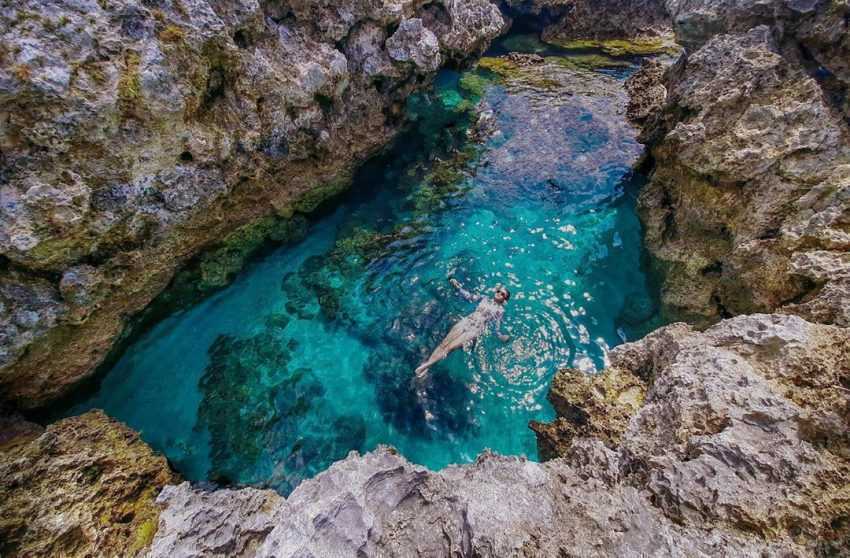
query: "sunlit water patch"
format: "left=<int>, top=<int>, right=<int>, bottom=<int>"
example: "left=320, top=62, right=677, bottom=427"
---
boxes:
left=67, top=39, right=660, bottom=494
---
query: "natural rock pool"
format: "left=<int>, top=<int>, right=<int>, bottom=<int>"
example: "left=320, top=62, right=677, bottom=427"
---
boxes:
left=66, top=36, right=660, bottom=495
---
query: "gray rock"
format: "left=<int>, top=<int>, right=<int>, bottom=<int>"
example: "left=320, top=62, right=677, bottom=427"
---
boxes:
left=634, top=7, right=850, bottom=325
left=386, top=18, right=441, bottom=72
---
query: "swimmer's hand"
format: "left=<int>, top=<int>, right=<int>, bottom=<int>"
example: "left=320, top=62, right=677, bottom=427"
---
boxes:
left=498, top=334, right=510, bottom=343
left=449, top=278, right=462, bottom=289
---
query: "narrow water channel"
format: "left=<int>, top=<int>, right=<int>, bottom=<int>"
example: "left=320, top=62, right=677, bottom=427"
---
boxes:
left=67, top=34, right=661, bottom=495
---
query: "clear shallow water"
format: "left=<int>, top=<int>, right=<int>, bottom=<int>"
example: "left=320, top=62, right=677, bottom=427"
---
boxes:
left=68, top=37, right=659, bottom=494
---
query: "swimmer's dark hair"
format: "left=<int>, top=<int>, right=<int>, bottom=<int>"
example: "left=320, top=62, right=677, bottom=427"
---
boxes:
left=499, top=287, right=511, bottom=301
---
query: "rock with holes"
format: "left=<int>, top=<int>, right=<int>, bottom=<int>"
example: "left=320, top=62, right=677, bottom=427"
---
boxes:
left=0, top=410, right=177, bottom=557
left=633, top=16, right=850, bottom=325
left=664, top=0, right=850, bottom=82
left=533, top=313, right=850, bottom=553
left=149, top=443, right=802, bottom=557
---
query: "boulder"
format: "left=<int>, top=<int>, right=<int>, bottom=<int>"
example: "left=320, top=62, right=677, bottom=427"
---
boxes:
left=0, top=411, right=177, bottom=557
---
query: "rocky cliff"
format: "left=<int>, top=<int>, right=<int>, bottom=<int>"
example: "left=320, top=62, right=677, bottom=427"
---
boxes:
left=0, top=0, right=506, bottom=409
left=632, top=0, right=850, bottom=326
left=530, top=0, right=850, bottom=552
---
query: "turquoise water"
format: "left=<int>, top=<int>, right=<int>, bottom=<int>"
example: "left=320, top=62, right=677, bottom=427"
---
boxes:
left=68, top=38, right=659, bottom=494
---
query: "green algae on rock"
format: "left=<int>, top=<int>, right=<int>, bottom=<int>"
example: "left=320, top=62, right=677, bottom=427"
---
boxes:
left=546, top=34, right=681, bottom=56
left=195, top=215, right=309, bottom=291
left=0, top=0, right=507, bottom=409
left=0, top=411, right=176, bottom=557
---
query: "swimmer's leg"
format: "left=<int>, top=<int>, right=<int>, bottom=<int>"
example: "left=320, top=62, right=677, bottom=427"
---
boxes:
left=415, top=318, right=480, bottom=377
left=415, top=346, right=451, bottom=377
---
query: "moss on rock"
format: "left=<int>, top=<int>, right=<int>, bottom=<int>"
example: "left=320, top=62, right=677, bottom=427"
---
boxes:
left=197, top=214, right=307, bottom=290
left=458, top=72, right=492, bottom=98
left=293, top=177, right=351, bottom=214
left=118, top=51, right=142, bottom=116
left=477, top=56, right=521, bottom=78
left=546, top=35, right=680, bottom=57
left=0, top=411, right=177, bottom=557
left=546, top=54, right=633, bottom=71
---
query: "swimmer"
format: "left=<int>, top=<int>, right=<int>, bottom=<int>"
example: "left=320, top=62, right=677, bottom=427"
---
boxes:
left=415, top=278, right=511, bottom=378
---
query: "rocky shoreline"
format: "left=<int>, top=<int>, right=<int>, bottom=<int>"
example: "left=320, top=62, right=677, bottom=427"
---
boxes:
left=0, top=0, right=506, bottom=409
left=146, top=314, right=848, bottom=557
left=1, top=0, right=849, bottom=556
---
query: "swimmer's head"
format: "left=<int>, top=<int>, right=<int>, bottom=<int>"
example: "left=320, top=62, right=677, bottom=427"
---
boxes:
left=494, top=286, right=510, bottom=304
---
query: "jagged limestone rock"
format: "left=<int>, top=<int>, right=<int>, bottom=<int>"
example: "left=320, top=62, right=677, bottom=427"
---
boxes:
left=531, top=313, right=850, bottom=553
left=0, top=410, right=177, bottom=557
left=632, top=5, right=850, bottom=325
left=530, top=366, right=645, bottom=459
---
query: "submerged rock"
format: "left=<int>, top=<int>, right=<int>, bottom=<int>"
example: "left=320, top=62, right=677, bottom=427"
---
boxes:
left=0, top=0, right=506, bottom=409
left=194, top=329, right=372, bottom=494
left=0, top=410, right=177, bottom=557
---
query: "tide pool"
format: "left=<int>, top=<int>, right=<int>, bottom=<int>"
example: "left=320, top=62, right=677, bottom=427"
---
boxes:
left=68, top=37, right=660, bottom=495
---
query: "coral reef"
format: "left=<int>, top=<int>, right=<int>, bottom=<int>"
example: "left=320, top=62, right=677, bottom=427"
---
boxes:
left=196, top=329, right=369, bottom=494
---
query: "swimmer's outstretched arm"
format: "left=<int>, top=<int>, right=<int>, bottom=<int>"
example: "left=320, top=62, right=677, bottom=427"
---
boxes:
left=449, top=278, right=482, bottom=302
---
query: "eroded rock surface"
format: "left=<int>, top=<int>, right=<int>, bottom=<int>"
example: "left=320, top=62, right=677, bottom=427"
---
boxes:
left=0, top=0, right=506, bottom=409
left=0, top=410, right=177, bottom=557
left=530, top=366, right=646, bottom=459
left=503, top=0, right=672, bottom=45
left=147, top=313, right=849, bottom=555
left=632, top=0, right=850, bottom=325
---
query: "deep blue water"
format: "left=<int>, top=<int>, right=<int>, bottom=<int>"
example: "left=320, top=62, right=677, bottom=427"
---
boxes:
left=68, top=36, right=659, bottom=494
